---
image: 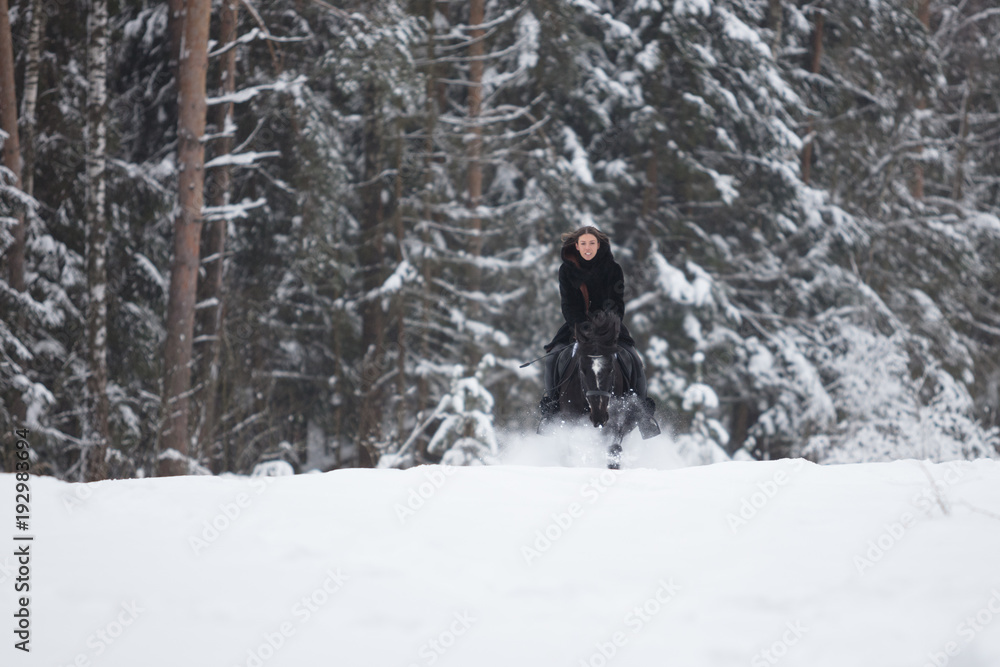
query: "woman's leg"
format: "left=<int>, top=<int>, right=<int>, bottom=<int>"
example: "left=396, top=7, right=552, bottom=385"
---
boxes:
left=540, top=345, right=565, bottom=416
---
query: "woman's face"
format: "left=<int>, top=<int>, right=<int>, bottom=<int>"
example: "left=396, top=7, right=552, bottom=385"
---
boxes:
left=576, top=234, right=599, bottom=261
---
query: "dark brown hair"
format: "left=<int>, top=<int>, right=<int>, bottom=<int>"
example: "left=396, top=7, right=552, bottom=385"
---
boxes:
left=561, top=226, right=611, bottom=252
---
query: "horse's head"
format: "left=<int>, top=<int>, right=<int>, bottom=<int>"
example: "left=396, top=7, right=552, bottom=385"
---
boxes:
left=574, top=311, right=621, bottom=428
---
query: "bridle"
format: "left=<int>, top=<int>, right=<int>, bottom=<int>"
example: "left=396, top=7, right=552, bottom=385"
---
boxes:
left=582, top=353, right=617, bottom=400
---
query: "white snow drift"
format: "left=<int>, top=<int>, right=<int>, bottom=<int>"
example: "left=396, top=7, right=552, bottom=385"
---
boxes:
left=4, top=457, right=1000, bottom=667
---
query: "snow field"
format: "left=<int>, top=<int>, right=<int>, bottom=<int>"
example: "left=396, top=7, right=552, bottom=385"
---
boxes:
left=3, top=456, right=1000, bottom=667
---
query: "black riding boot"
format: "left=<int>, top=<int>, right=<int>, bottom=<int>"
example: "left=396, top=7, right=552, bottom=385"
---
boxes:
left=537, top=346, right=563, bottom=433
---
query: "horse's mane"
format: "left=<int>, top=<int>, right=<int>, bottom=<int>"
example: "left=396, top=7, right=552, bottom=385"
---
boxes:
left=575, top=310, right=620, bottom=350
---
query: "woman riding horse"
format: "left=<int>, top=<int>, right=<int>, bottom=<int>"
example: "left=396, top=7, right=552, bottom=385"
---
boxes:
left=538, top=226, right=658, bottom=435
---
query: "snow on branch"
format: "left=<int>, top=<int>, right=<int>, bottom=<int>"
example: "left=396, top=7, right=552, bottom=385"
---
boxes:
left=204, top=151, right=280, bottom=169
left=0, top=167, right=40, bottom=211
left=109, top=158, right=171, bottom=194
left=203, top=115, right=238, bottom=142
left=425, top=4, right=523, bottom=55
left=0, top=317, right=32, bottom=361
left=202, top=197, right=267, bottom=222
left=432, top=278, right=528, bottom=314
left=448, top=308, right=511, bottom=347
left=208, top=28, right=307, bottom=58
left=0, top=278, right=65, bottom=329
left=450, top=4, right=523, bottom=34
left=356, top=261, right=421, bottom=304
left=415, top=37, right=530, bottom=65
left=0, top=216, right=14, bottom=249
left=206, top=75, right=307, bottom=106
left=436, top=94, right=546, bottom=128
left=157, top=448, right=213, bottom=475
left=954, top=7, right=1000, bottom=34
left=649, top=253, right=714, bottom=307
left=134, top=252, right=167, bottom=292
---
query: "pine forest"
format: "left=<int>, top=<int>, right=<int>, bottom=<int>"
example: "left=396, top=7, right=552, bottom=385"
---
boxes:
left=2, top=0, right=1000, bottom=480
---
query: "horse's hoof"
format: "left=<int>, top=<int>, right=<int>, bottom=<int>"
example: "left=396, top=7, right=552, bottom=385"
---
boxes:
left=607, top=444, right=622, bottom=469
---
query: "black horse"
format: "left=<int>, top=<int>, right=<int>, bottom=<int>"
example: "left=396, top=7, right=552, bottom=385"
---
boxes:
left=553, top=311, right=644, bottom=469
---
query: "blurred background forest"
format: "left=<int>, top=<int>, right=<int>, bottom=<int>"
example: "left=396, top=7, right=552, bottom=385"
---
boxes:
left=2, top=0, right=1000, bottom=479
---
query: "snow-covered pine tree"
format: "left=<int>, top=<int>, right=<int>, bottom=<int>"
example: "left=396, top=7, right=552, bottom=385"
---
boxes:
left=381, top=354, right=500, bottom=468
left=6, top=0, right=999, bottom=478
left=783, top=0, right=1000, bottom=462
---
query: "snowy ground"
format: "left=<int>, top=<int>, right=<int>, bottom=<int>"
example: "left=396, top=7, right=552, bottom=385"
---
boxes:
left=5, top=436, right=1000, bottom=667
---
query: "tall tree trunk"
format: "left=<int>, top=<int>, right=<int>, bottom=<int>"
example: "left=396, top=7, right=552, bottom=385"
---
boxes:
left=333, top=322, right=344, bottom=467
left=800, top=9, right=823, bottom=185
left=356, top=78, right=385, bottom=468
left=767, top=0, right=783, bottom=54
left=466, top=0, right=485, bottom=288
left=910, top=0, right=931, bottom=200
left=392, top=122, right=408, bottom=439
left=196, top=0, right=239, bottom=468
left=0, top=0, right=24, bottom=293
left=952, top=79, right=970, bottom=201
left=84, top=0, right=111, bottom=482
left=20, top=0, right=44, bottom=201
left=159, top=0, right=212, bottom=476
left=461, top=0, right=486, bottom=372
left=0, top=0, right=27, bottom=443
left=417, top=0, right=439, bottom=416
left=638, top=144, right=658, bottom=265
left=168, top=0, right=185, bottom=70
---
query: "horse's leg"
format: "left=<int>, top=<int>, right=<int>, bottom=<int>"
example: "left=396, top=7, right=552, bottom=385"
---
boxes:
left=607, top=442, right=622, bottom=469
left=607, top=417, right=626, bottom=470
left=606, top=381, right=628, bottom=470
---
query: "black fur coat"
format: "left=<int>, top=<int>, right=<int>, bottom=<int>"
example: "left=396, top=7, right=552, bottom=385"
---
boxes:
left=545, top=241, right=636, bottom=351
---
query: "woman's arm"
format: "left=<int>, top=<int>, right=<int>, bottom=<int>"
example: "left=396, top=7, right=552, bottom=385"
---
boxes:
left=610, top=262, right=626, bottom=320
left=559, top=263, right=588, bottom=324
